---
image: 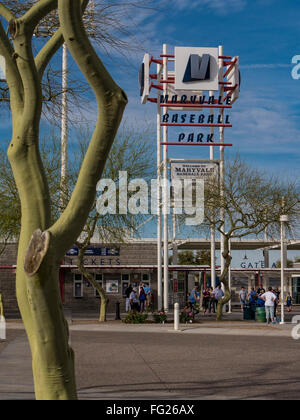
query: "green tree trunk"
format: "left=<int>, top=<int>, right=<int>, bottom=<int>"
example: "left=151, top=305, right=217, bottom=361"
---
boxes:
left=1, top=0, right=127, bottom=399
left=77, top=247, right=108, bottom=323
left=98, top=288, right=108, bottom=323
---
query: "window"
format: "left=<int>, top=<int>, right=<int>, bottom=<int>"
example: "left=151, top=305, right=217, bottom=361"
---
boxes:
left=74, top=274, right=83, bottom=298
left=94, top=274, right=103, bottom=298
left=178, top=280, right=185, bottom=293
left=121, top=274, right=130, bottom=297
left=142, top=273, right=150, bottom=284
left=106, top=280, right=119, bottom=294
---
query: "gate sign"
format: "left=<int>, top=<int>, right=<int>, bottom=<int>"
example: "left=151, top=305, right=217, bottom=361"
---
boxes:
left=0, top=56, right=6, bottom=81
left=171, top=161, right=219, bottom=181
left=175, top=47, right=219, bottom=91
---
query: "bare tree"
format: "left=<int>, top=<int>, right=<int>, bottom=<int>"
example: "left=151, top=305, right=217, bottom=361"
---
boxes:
left=199, top=156, right=300, bottom=321
left=68, top=127, right=155, bottom=322
left=0, top=0, right=153, bottom=124
left=0, top=0, right=127, bottom=400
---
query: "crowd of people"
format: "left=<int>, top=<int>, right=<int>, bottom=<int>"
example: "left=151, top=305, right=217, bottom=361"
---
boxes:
left=184, top=284, right=294, bottom=325
left=125, top=283, right=153, bottom=313
left=184, top=284, right=225, bottom=319
left=239, top=286, right=293, bottom=324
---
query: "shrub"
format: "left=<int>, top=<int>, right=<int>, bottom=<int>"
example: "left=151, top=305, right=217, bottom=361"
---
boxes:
left=153, top=311, right=168, bottom=324
left=123, top=310, right=148, bottom=324
left=180, top=311, right=193, bottom=323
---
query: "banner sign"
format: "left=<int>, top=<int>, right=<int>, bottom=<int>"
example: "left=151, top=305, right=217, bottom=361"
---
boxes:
left=66, top=247, right=120, bottom=257
left=171, top=161, right=219, bottom=181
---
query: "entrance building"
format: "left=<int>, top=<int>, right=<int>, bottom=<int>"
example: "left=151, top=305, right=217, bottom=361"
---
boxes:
left=0, top=240, right=300, bottom=317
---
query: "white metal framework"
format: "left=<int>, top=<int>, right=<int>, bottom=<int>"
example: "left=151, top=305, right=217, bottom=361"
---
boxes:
left=141, top=44, right=240, bottom=310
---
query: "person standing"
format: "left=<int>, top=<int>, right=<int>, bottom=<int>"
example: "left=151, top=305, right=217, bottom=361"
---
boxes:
left=144, top=284, right=151, bottom=308
left=139, top=286, right=146, bottom=313
left=130, top=288, right=139, bottom=312
left=256, top=290, right=265, bottom=308
left=286, top=294, right=293, bottom=313
left=208, top=287, right=215, bottom=313
left=189, top=286, right=199, bottom=306
left=212, top=284, right=224, bottom=310
left=125, top=284, right=133, bottom=312
left=202, top=288, right=211, bottom=315
left=261, top=287, right=277, bottom=325
left=239, top=287, right=248, bottom=310
left=248, top=288, right=257, bottom=305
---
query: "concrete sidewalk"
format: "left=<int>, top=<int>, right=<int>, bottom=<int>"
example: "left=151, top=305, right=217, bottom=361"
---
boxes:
left=0, top=331, right=34, bottom=400
left=0, top=322, right=299, bottom=400
left=4, top=319, right=297, bottom=337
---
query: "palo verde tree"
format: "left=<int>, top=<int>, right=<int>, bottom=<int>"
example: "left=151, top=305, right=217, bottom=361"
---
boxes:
left=0, top=0, right=152, bottom=125
left=201, top=156, right=300, bottom=321
left=0, top=126, right=155, bottom=323
left=0, top=134, right=62, bottom=255
left=0, top=0, right=127, bottom=400
left=67, top=127, right=155, bottom=322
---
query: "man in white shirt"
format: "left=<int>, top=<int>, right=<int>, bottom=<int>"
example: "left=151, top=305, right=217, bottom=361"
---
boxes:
left=261, top=287, right=278, bottom=325
left=129, top=288, right=140, bottom=312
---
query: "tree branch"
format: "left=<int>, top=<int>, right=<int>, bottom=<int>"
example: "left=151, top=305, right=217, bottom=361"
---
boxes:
left=35, top=0, right=89, bottom=80
left=49, top=0, right=127, bottom=255
left=22, top=0, right=58, bottom=34
left=35, top=29, right=63, bottom=79
left=0, top=4, right=14, bottom=21
left=0, top=21, right=23, bottom=110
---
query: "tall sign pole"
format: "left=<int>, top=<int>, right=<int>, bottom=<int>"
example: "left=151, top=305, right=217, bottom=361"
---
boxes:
left=162, top=44, right=169, bottom=312
left=139, top=44, right=240, bottom=311
left=157, top=62, right=163, bottom=310
left=209, top=89, right=216, bottom=289
left=219, top=46, right=226, bottom=279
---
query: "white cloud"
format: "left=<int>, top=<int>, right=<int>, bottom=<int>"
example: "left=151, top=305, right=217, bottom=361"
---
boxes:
left=230, top=89, right=300, bottom=154
left=240, top=64, right=292, bottom=69
left=160, top=0, right=247, bottom=15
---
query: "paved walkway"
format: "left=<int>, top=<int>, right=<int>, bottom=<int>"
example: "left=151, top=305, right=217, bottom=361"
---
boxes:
left=0, top=321, right=298, bottom=400
left=5, top=319, right=297, bottom=337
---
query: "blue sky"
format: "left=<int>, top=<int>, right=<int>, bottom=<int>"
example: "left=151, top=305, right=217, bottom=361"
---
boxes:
left=1, top=0, right=300, bottom=265
left=114, top=0, right=300, bottom=177
left=112, top=0, right=300, bottom=263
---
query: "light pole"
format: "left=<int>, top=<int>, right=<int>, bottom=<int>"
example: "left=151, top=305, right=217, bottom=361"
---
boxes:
left=280, top=213, right=289, bottom=324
